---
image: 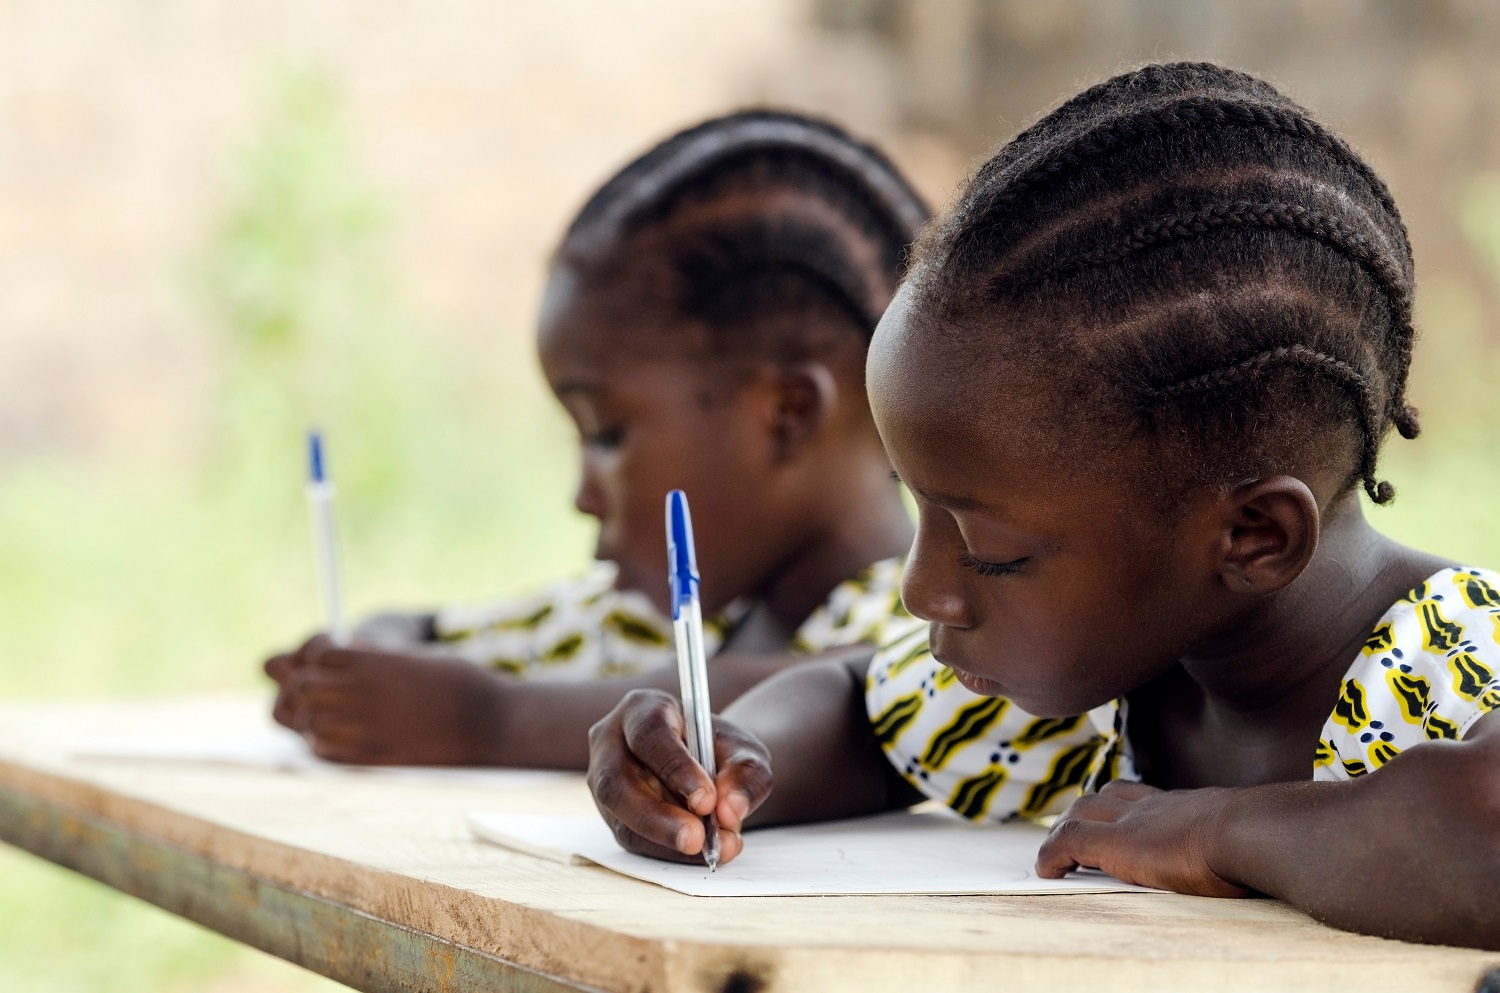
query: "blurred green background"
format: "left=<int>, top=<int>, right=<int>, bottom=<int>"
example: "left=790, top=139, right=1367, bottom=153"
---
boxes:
left=3, top=2, right=1500, bottom=990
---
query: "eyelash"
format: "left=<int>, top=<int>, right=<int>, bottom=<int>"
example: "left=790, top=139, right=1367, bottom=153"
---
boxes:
left=583, top=426, right=625, bottom=450
left=959, top=552, right=1029, bottom=577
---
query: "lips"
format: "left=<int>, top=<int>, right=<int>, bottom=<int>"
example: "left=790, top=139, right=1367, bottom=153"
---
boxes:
left=944, top=663, right=1010, bottom=697
left=928, top=629, right=1010, bottom=697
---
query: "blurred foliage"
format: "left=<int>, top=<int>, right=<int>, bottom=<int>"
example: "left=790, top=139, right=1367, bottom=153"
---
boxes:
left=1373, top=171, right=1500, bottom=565
left=0, top=68, right=589, bottom=992
left=200, top=72, right=386, bottom=357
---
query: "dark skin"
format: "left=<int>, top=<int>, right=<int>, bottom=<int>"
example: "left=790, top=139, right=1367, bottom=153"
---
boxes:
left=265, top=258, right=913, bottom=769
left=588, top=283, right=1500, bottom=950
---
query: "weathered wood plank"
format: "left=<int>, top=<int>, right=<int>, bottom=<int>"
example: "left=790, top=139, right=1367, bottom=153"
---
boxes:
left=0, top=784, right=598, bottom=993
left=0, top=696, right=1495, bottom=993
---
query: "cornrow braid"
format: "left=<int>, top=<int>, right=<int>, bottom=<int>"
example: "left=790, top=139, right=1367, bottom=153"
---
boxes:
left=1008, top=199, right=1419, bottom=442
left=561, top=109, right=930, bottom=339
left=1144, top=345, right=1394, bottom=504
left=958, top=63, right=1282, bottom=210
left=915, top=62, right=1420, bottom=507
left=953, top=94, right=1411, bottom=273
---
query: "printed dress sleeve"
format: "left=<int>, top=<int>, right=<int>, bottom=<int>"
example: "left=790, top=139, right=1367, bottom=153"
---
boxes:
left=1314, top=567, right=1500, bottom=782
left=790, top=556, right=909, bottom=653
left=432, top=564, right=676, bottom=680
left=864, top=625, right=1113, bottom=822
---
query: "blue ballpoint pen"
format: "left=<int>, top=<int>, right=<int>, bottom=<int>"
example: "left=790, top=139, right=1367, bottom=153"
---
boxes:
left=666, top=489, right=720, bottom=871
left=307, top=430, right=349, bottom=646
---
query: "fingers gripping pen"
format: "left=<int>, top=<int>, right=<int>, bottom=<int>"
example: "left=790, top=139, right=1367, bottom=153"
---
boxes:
left=666, top=489, right=720, bottom=870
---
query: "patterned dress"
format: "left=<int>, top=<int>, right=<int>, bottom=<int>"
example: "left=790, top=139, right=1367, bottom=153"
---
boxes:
left=434, top=557, right=913, bottom=681
left=866, top=566, right=1500, bottom=822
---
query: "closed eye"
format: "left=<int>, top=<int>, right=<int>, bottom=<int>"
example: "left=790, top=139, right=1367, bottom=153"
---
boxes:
left=583, top=426, right=625, bottom=450
left=959, top=551, right=1029, bottom=577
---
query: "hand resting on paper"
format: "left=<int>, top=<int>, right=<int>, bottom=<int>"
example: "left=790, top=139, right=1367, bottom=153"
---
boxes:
left=1035, top=780, right=1248, bottom=897
left=588, top=656, right=924, bottom=865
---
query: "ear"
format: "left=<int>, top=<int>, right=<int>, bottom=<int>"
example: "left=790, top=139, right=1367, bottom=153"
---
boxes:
left=1212, top=476, right=1321, bottom=597
left=768, top=362, right=838, bottom=463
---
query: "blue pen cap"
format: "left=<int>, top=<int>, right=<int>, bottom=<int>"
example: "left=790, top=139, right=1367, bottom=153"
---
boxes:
left=665, top=490, right=699, bottom=621
left=308, top=430, right=327, bottom=484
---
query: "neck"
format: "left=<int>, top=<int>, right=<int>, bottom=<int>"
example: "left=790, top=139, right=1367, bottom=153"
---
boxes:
left=755, top=457, right=914, bottom=638
left=1178, top=498, right=1449, bottom=728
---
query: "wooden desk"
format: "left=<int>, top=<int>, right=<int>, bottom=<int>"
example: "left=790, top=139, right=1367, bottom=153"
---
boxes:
left=0, top=696, right=1495, bottom=993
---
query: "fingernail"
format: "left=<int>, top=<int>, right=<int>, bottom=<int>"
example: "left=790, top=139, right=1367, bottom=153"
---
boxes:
left=686, top=788, right=710, bottom=812
left=675, top=823, right=695, bottom=853
left=728, top=791, right=751, bottom=821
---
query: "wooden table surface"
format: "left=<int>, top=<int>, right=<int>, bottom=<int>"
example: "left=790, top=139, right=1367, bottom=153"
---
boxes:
left=0, top=695, right=1495, bottom=993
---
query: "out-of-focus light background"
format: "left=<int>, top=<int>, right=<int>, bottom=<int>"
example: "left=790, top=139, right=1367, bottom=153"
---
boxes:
left=2, top=1, right=1499, bottom=989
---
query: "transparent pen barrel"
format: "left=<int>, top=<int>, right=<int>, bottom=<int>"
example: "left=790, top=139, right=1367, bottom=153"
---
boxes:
left=672, top=601, right=716, bottom=779
left=306, top=482, right=348, bottom=646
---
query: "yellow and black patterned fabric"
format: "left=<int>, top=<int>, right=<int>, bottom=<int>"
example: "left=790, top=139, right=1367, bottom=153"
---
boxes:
left=1309, top=566, right=1500, bottom=780
left=434, top=557, right=910, bottom=682
left=865, top=624, right=1123, bottom=822
left=866, top=566, right=1500, bottom=820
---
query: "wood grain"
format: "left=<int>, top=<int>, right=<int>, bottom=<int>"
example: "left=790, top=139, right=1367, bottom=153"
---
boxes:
left=0, top=696, right=1494, bottom=993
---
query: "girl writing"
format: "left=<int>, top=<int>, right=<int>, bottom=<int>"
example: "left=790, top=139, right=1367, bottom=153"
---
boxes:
left=587, top=64, right=1500, bottom=950
left=266, top=110, right=929, bottom=768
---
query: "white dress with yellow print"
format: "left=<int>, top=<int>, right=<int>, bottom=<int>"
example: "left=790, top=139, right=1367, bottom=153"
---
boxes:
left=865, top=624, right=1122, bottom=822
left=1313, top=566, right=1500, bottom=779
left=866, top=567, right=1500, bottom=823
left=434, top=557, right=910, bottom=682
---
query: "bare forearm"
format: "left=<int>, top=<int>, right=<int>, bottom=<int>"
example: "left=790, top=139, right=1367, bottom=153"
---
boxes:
left=725, top=656, right=924, bottom=828
left=1208, top=738, right=1500, bottom=948
left=490, top=647, right=869, bottom=770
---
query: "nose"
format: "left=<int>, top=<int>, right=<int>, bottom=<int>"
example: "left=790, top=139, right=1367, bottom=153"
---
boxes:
left=574, top=452, right=606, bottom=520
left=900, top=513, right=975, bottom=629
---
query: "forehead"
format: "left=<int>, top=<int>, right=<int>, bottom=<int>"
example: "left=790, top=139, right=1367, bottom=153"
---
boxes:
left=538, top=263, right=710, bottom=371
left=868, top=283, right=1094, bottom=502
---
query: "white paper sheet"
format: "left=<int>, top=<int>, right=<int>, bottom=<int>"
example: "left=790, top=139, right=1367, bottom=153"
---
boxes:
left=74, top=729, right=572, bottom=788
left=467, top=808, right=1160, bottom=897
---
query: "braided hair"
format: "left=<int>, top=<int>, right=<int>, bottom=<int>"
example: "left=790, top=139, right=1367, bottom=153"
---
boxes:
left=556, top=109, right=930, bottom=367
left=912, top=62, right=1418, bottom=504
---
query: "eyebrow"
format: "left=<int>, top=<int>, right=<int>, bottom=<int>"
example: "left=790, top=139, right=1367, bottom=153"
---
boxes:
left=893, top=472, right=993, bottom=513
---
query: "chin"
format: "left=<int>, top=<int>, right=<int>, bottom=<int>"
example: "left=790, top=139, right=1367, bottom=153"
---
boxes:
left=942, top=659, right=1100, bottom=720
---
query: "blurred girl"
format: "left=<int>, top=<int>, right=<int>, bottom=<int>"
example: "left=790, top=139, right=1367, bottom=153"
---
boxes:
left=267, top=110, right=930, bottom=768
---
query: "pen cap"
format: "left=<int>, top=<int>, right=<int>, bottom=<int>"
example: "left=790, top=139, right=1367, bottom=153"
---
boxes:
left=308, top=430, right=327, bottom=484
left=665, top=490, right=700, bottom=621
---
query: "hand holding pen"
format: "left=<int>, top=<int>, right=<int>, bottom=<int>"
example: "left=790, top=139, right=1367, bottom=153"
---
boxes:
left=584, top=490, right=774, bottom=867
left=586, top=687, right=773, bottom=866
left=666, top=489, right=721, bottom=869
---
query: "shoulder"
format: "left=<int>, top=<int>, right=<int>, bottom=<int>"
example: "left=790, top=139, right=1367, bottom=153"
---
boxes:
left=1316, top=567, right=1500, bottom=780
left=792, top=556, right=912, bottom=652
left=433, top=563, right=630, bottom=640
left=432, top=564, right=673, bottom=677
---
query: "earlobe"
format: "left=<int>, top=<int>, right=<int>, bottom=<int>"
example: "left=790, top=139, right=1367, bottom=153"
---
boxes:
left=1217, top=476, right=1320, bottom=597
left=771, top=363, right=839, bottom=463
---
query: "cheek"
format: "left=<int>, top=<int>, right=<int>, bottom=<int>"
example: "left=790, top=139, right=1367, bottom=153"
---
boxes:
left=959, top=544, right=1192, bottom=715
left=608, top=412, right=762, bottom=550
